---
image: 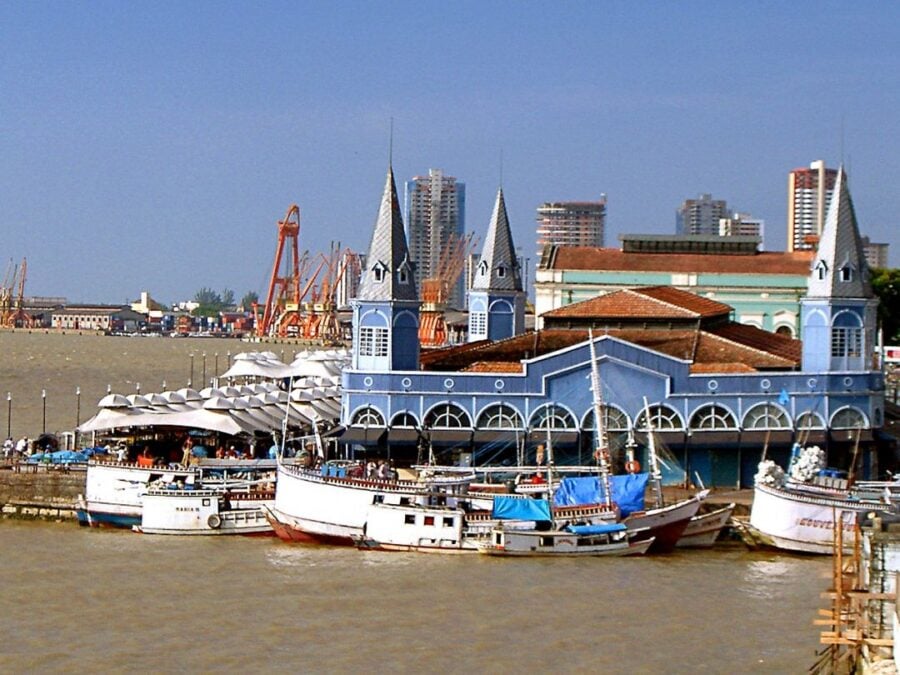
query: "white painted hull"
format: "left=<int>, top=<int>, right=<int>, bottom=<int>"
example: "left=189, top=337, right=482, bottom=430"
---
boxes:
left=677, top=504, right=735, bottom=548
left=80, top=461, right=195, bottom=527
left=137, top=490, right=274, bottom=536
left=271, top=463, right=471, bottom=544
left=749, top=483, right=889, bottom=555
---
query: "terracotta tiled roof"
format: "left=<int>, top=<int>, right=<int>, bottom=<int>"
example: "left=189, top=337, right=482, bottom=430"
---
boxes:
left=709, top=323, right=802, bottom=363
left=542, top=286, right=731, bottom=320
left=420, top=324, right=800, bottom=373
left=548, top=246, right=814, bottom=275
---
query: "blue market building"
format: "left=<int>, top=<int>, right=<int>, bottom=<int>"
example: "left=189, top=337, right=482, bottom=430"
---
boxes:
left=341, top=166, right=889, bottom=487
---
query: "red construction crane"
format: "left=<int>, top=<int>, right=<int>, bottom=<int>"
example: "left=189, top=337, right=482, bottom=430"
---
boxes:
left=418, top=233, right=476, bottom=347
left=257, top=205, right=302, bottom=337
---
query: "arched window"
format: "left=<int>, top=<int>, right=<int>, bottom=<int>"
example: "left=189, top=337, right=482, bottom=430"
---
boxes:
left=634, top=405, right=684, bottom=431
left=831, top=312, right=863, bottom=358
left=582, top=406, right=630, bottom=433
left=795, top=411, right=826, bottom=430
left=742, top=403, right=791, bottom=430
left=424, top=403, right=471, bottom=429
left=476, top=404, right=523, bottom=430
left=351, top=406, right=385, bottom=427
left=831, top=407, right=867, bottom=430
left=390, top=412, right=419, bottom=428
left=690, top=404, right=737, bottom=430
left=529, top=404, right=577, bottom=431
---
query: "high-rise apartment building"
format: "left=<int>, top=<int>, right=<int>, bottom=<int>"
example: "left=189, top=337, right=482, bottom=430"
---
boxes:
left=861, top=235, right=889, bottom=269
left=676, top=194, right=729, bottom=236
left=536, top=197, right=607, bottom=258
left=404, top=169, right=466, bottom=308
left=719, top=212, right=765, bottom=248
left=787, top=160, right=837, bottom=252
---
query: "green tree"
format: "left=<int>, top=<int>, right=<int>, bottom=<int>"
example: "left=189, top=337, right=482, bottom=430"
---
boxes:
left=240, top=291, right=259, bottom=311
left=221, top=288, right=236, bottom=309
left=192, top=287, right=223, bottom=317
left=872, top=268, right=900, bottom=344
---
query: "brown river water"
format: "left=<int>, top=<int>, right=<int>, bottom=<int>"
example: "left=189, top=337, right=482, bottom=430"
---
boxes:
left=1, top=332, right=829, bottom=672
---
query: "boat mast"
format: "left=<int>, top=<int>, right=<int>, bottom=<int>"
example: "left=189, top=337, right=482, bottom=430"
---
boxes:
left=642, top=396, right=664, bottom=509
left=588, top=330, right=614, bottom=509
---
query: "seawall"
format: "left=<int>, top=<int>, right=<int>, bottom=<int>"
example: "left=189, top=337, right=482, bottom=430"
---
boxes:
left=0, top=464, right=84, bottom=520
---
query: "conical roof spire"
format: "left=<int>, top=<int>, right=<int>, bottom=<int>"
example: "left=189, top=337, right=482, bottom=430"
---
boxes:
left=807, top=167, right=872, bottom=299
left=472, top=188, right=522, bottom=292
left=358, top=166, right=418, bottom=302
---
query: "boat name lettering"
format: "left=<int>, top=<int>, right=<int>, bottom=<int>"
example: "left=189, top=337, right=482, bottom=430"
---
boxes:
left=176, top=507, right=200, bottom=512
left=796, top=517, right=853, bottom=531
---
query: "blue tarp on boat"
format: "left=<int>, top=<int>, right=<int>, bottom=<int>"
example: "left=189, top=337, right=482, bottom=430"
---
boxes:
left=27, top=450, right=90, bottom=464
left=566, top=522, right=627, bottom=535
left=552, top=473, right=649, bottom=517
left=492, top=496, right=552, bottom=521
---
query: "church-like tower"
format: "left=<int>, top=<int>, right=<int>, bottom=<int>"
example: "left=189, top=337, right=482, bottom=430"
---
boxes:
left=800, top=167, right=878, bottom=372
left=351, top=166, right=420, bottom=371
left=468, top=188, right=525, bottom=342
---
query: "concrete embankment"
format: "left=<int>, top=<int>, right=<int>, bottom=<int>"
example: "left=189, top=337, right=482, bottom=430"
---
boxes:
left=0, top=463, right=84, bottom=520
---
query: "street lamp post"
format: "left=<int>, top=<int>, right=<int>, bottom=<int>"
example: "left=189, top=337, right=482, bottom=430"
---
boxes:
left=75, top=386, right=81, bottom=448
left=214, top=353, right=219, bottom=377
left=189, top=353, right=194, bottom=387
left=41, top=389, right=47, bottom=435
left=202, top=353, right=207, bottom=386
left=6, top=392, right=11, bottom=439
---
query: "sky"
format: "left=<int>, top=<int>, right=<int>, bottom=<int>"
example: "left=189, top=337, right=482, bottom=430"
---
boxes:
left=2, top=2, right=899, bottom=304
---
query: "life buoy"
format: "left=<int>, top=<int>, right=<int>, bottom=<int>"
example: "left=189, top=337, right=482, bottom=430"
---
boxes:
left=625, top=460, right=641, bottom=474
left=207, top=514, right=222, bottom=529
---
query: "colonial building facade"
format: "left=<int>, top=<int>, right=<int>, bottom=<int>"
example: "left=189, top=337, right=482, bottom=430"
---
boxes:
left=341, top=167, right=887, bottom=488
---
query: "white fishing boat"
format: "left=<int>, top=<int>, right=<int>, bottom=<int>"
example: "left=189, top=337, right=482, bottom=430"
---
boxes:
left=266, top=460, right=477, bottom=545
left=749, top=446, right=897, bottom=554
left=476, top=522, right=654, bottom=557
left=676, top=503, right=735, bottom=548
left=76, top=460, right=195, bottom=528
left=135, top=487, right=274, bottom=535
left=76, top=458, right=276, bottom=529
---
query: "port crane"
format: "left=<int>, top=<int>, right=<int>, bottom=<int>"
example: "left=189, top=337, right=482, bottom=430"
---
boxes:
left=418, top=233, right=476, bottom=347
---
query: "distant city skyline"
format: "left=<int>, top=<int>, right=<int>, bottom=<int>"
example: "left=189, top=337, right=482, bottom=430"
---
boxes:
left=2, top=3, right=898, bottom=303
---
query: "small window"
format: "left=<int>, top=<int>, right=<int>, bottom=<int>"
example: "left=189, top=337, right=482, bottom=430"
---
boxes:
left=443, top=517, right=454, bottom=528
left=398, top=268, right=409, bottom=284
left=497, top=265, right=506, bottom=278
left=399, top=497, right=410, bottom=506
left=404, top=514, right=415, bottom=525
left=373, top=266, right=385, bottom=283
left=840, top=266, right=853, bottom=282
left=424, top=516, right=435, bottom=526
left=373, top=494, right=384, bottom=504
left=540, top=536, right=554, bottom=547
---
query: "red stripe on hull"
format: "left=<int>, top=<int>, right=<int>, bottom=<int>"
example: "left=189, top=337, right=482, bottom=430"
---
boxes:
left=266, top=514, right=354, bottom=546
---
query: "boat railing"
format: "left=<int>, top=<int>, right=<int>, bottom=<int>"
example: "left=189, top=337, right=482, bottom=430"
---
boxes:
left=279, top=463, right=476, bottom=491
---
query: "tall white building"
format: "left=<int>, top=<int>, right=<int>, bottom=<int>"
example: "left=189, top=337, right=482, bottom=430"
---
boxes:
left=536, top=198, right=607, bottom=258
left=719, top=212, right=765, bottom=248
left=404, top=169, right=466, bottom=308
left=676, top=194, right=729, bottom=236
left=788, top=160, right=837, bottom=252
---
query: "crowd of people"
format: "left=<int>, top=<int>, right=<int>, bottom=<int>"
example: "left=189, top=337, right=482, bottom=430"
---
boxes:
left=2, top=436, right=33, bottom=460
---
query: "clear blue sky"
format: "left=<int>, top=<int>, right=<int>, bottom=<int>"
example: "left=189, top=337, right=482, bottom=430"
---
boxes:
left=2, top=1, right=898, bottom=303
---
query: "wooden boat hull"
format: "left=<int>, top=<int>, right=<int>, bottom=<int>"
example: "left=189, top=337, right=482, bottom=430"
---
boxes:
left=676, top=504, right=735, bottom=548
left=477, top=535, right=654, bottom=557
left=624, top=495, right=703, bottom=553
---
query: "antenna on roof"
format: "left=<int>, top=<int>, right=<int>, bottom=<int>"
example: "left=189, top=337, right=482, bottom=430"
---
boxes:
left=840, top=115, right=845, bottom=167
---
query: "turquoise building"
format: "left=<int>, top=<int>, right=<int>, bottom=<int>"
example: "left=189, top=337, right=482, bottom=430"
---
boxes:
left=341, top=166, right=888, bottom=488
